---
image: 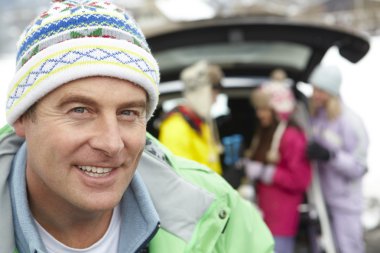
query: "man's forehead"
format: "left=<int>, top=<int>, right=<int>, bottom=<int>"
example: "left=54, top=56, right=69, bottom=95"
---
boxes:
left=45, top=77, right=148, bottom=105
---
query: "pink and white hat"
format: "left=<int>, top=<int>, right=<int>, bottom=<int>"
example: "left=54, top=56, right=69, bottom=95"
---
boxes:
left=251, top=81, right=296, bottom=121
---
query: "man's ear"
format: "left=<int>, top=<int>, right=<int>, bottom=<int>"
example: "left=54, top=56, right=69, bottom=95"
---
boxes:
left=13, top=118, right=26, bottom=138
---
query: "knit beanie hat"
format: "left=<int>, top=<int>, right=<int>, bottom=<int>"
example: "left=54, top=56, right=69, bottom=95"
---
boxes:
left=6, top=0, right=160, bottom=124
left=181, top=60, right=224, bottom=93
left=250, top=82, right=296, bottom=121
left=181, top=60, right=220, bottom=119
left=308, top=64, right=341, bottom=96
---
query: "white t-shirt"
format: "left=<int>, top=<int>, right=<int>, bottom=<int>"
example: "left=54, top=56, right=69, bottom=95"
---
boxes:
left=35, top=205, right=121, bottom=253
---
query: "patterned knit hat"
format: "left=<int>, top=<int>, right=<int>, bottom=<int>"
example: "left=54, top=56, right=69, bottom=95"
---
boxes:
left=6, top=0, right=160, bottom=124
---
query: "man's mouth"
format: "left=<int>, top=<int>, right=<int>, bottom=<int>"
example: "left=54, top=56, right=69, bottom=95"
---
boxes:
left=78, top=166, right=113, bottom=177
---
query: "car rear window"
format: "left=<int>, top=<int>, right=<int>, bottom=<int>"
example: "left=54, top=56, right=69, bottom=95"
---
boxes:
left=154, top=41, right=312, bottom=74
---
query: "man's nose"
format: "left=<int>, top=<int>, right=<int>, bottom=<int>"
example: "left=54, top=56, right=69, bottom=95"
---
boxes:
left=89, top=116, right=124, bottom=157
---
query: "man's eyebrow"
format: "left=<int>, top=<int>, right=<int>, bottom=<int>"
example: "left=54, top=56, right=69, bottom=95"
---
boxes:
left=57, top=94, right=147, bottom=109
left=57, top=95, right=98, bottom=108
left=119, top=100, right=147, bottom=109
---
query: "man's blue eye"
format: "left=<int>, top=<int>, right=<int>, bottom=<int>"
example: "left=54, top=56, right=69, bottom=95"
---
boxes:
left=122, top=110, right=138, bottom=116
left=72, top=107, right=86, bottom=113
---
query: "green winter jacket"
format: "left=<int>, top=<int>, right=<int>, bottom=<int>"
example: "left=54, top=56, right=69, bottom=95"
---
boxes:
left=0, top=124, right=274, bottom=253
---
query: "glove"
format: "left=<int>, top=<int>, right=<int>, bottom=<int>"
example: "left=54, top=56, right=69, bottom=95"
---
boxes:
left=242, top=159, right=264, bottom=181
left=307, top=141, right=334, bottom=161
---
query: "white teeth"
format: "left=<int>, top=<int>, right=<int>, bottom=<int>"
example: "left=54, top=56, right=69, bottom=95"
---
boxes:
left=78, top=166, right=113, bottom=177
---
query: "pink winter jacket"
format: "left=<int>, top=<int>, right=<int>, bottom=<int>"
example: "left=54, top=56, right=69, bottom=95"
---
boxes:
left=256, top=126, right=312, bottom=236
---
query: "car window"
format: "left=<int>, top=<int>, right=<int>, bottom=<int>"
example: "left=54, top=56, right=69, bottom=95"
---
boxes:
left=155, top=41, right=312, bottom=74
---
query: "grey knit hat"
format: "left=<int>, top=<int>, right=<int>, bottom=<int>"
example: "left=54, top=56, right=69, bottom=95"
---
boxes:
left=308, top=64, right=342, bottom=96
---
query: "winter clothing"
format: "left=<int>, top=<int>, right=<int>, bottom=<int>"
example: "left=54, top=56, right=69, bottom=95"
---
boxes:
left=159, top=106, right=223, bottom=174
left=248, top=78, right=311, bottom=239
left=0, top=125, right=274, bottom=253
left=309, top=104, right=368, bottom=253
left=244, top=159, right=266, bottom=180
left=309, top=103, right=368, bottom=211
left=308, top=64, right=369, bottom=253
left=243, top=159, right=275, bottom=184
left=329, top=207, right=365, bottom=253
left=6, top=0, right=160, bottom=124
left=159, top=61, right=224, bottom=175
left=274, top=236, right=295, bottom=253
left=181, top=61, right=224, bottom=92
left=252, top=126, right=312, bottom=236
left=180, top=60, right=222, bottom=119
left=308, top=65, right=342, bottom=96
left=307, top=141, right=335, bottom=161
left=251, top=79, right=296, bottom=121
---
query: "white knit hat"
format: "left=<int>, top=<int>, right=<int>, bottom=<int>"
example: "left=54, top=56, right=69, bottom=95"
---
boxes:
left=180, top=60, right=219, bottom=119
left=6, top=0, right=160, bottom=124
left=308, top=64, right=342, bottom=96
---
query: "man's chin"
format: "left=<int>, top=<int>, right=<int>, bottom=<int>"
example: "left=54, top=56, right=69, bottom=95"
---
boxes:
left=75, top=194, right=123, bottom=213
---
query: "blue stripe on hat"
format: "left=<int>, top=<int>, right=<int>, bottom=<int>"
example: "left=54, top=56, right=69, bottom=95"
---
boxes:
left=17, top=14, right=149, bottom=64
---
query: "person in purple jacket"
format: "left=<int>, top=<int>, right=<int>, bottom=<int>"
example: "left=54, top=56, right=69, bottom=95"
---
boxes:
left=307, top=64, right=369, bottom=253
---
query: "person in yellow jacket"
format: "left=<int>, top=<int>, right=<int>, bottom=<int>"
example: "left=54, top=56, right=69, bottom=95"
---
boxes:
left=159, top=61, right=224, bottom=174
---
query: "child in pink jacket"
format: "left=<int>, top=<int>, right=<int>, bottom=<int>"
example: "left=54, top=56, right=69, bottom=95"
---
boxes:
left=243, top=72, right=312, bottom=253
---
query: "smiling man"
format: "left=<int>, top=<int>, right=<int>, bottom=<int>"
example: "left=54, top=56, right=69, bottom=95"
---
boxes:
left=0, top=1, right=273, bottom=252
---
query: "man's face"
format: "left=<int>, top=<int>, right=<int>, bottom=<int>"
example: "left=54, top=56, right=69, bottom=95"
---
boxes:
left=14, top=77, right=147, bottom=214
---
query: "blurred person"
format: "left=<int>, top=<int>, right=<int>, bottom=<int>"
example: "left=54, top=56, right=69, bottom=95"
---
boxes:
left=159, top=60, right=224, bottom=174
left=0, top=1, right=275, bottom=252
left=242, top=77, right=312, bottom=253
left=307, top=64, right=369, bottom=253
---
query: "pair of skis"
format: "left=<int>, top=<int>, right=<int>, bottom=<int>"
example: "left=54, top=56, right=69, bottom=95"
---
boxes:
left=296, top=102, right=336, bottom=253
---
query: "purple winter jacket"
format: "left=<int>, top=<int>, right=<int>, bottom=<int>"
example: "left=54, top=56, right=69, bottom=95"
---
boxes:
left=310, top=103, right=369, bottom=213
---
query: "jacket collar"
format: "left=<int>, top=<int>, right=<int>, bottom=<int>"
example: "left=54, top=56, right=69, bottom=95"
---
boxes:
left=0, top=131, right=23, bottom=253
left=140, top=137, right=215, bottom=241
